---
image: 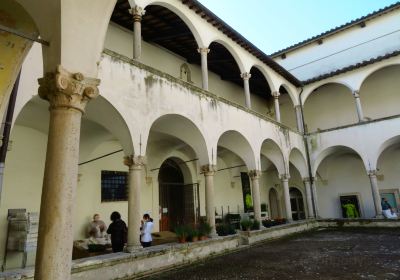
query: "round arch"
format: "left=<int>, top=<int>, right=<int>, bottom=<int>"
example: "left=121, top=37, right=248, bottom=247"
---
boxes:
left=312, top=145, right=366, bottom=176
left=358, top=64, right=400, bottom=120
left=208, top=39, right=246, bottom=74
left=358, top=62, right=400, bottom=90
left=137, top=0, right=205, bottom=47
left=302, top=81, right=354, bottom=105
left=268, top=187, right=281, bottom=219
left=289, top=148, right=308, bottom=178
left=145, top=114, right=210, bottom=166
left=216, top=130, right=257, bottom=170
left=376, top=135, right=400, bottom=169
left=303, top=82, right=358, bottom=132
left=249, top=65, right=276, bottom=92
left=259, top=138, right=285, bottom=175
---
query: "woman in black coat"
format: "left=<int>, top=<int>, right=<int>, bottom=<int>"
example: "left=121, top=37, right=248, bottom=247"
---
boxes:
left=107, top=211, right=127, bottom=252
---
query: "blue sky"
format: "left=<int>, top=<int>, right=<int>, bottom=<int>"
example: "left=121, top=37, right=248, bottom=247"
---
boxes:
left=197, top=0, right=399, bottom=54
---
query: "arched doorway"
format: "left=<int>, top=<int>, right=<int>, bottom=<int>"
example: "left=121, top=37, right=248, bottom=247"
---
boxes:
left=158, top=158, right=198, bottom=231
left=269, top=188, right=280, bottom=219
left=290, top=187, right=306, bottom=220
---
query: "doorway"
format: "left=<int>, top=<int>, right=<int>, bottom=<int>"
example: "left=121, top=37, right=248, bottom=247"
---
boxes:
left=290, top=187, right=306, bottom=220
left=158, top=158, right=198, bottom=231
left=269, top=188, right=280, bottom=219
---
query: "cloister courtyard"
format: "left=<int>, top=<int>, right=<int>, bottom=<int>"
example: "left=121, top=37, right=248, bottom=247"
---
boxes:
left=144, top=228, right=400, bottom=280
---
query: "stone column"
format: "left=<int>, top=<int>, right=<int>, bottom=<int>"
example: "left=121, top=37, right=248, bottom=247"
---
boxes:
left=241, top=72, right=252, bottom=109
left=124, top=155, right=145, bottom=252
left=130, top=6, right=145, bottom=60
left=303, top=177, right=315, bottom=218
left=198, top=48, right=210, bottom=91
left=368, top=170, right=383, bottom=218
left=281, top=174, right=293, bottom=222
left=352, top=90, right=364, bottom=122
left=295, top=105, right=304, bottom=133
left=249, top=170, right=262, bottom=223
left=201, top=165, right=218, bottom=237
left=272, top=91, right=281, bottom=122
left=35, top=66, right=99, bottom=280
left=311, top=177, right=320, bottom=218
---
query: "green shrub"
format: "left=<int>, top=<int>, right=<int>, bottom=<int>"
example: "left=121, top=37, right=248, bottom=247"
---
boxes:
left=174, top=225, right=189, bottom=239
left=240, top=219, right=253, bottom=231
left=198, top=221, right=212, bottom=237
left=251, top=220, right=260, bottom=230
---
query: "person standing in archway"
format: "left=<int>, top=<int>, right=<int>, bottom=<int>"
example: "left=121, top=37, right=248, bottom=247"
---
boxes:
left=141, top=214, right=154, bottom=248
left=107, top=211, right=127, bottom=252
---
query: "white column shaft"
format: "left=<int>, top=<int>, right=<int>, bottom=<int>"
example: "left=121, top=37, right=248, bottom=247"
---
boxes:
left=274, top=97, right=281, bottom=122
left=311, top=180, right=319, bottom=217
left=355, top=96, right=364, bottom=122
left=295, top=105, right=304, bottom=133
left=133, top=20, right=141, bottom=59
left=243, top=78, right=251, bottom=109
left=205, top=173, right=217, bottom=236
left=251, top=176, right=262, bottom=222
left=200, top=50, right=209, bottom=90
left=369, top=172, right=383, bottom=217
left=282, top=178, right=293, bottom=222
left=304, top=179, right=314, bottom=218
left=35, top=108, right=81, bottom=280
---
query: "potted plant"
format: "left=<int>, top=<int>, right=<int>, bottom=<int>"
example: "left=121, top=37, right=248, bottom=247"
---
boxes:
left=198, top=221, right=212, bottom=240
left=251, top=219, right=260, bottom=230
left=190, top=228, right=199, bottom=242
left=240, top=218, right=253, bottom=231
left=174, top=225, right=188, bottom=243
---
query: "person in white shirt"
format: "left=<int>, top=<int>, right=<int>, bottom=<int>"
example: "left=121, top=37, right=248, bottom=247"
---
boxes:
left=141, top=214, right=154, bottom=247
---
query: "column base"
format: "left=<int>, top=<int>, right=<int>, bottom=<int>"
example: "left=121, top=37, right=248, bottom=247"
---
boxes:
left=375, top=214, right=384, bottom=219
left=125, top=244, right=143, bottom=253
left=209, top=230, right=219, bottom=238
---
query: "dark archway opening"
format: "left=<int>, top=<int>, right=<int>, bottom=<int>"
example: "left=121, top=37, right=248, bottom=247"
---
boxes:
left=158, top=158, right=198, bottom=231
left=269, top=188, right=280, bottom=219
left=290, top=187, right=305, bottom=220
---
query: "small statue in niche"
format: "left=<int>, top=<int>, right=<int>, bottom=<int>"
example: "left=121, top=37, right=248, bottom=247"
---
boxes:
left=179, top=63, right=193, bottom=83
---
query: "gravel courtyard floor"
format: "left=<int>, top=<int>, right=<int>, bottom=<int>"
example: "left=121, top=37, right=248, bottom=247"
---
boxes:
left=143, top=227, right=400, bottom=280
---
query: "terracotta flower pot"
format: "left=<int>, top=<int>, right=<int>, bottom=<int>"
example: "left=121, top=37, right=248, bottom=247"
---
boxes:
left=178, top=236, right=186, bottom=243
left=200, top=236, right=208, bottom=241
left=191, top=236, right=199, bottom=242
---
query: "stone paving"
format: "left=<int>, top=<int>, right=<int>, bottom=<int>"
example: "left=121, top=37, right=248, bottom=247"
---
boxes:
left=143, top=228, right=400, bottom=280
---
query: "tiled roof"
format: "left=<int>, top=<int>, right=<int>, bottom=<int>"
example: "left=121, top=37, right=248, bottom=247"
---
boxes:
left=181, top=0, right=303, bottom=87
left=302, top=50, right=400, bottom=85
left=270, top=2, right=400, bottom=58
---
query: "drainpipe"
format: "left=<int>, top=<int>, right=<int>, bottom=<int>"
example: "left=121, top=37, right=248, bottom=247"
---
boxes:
left=0, top=71, right=21, bottom=204
left=298, top=87, right=317, bottom=219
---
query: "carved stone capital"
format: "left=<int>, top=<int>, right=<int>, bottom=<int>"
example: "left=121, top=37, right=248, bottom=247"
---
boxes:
left=124, top=155, right=146, bottom=170
left=352, top=90, right=360, bottom=98
left=368, top=170, right=377, bottom=177
left=200, top=164, right=217, bottom=176
left=240, top=72, right=251, bottom=80
left=197, top=47, right=210, bottom=54
left=129, top=6, right=146, bottom=22
left=248, top=170, right=261, bottom=179
left=38, top=65, right=100, bottom=113
left=272, top=91, right=280, bottom=98
left=280, top=173, right=290, bottom=181
left=302, top=177, right=311, bottom=184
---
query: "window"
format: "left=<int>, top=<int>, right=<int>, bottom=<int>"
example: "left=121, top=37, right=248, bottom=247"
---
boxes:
left=101, top=171, right=128, bottom=202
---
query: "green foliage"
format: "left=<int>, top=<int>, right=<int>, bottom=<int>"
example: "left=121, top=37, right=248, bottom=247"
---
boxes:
left=174, top=225, right=189, bottom=238
left=198, top=221, right=212, bottom=237
left=251, top=220, right=260, bottom=230
left=216, top=223, right=237, bottom=236
left=240, top=219, right=253, bottom=231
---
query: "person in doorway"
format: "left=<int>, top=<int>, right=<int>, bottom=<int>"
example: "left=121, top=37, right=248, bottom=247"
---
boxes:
left=141, top=213, right=154, bottom=248
left=107, top=211, right=128, bottom=252
left=381, top=198, right=398, bottom=219
left=342, top=200, right=359, bottom=218
left=87, top=213, right=107, bottom=238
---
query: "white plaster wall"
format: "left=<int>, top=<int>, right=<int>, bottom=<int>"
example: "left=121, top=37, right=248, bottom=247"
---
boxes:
left=303, top=83, right=358, bottom=132
left=274, top=9, right=400, bottom=81
left=104, top=24, right=275, bottom=116
left=360, top=65, right=400, bottom=120
left=315, top=153, right=375, bottom=218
